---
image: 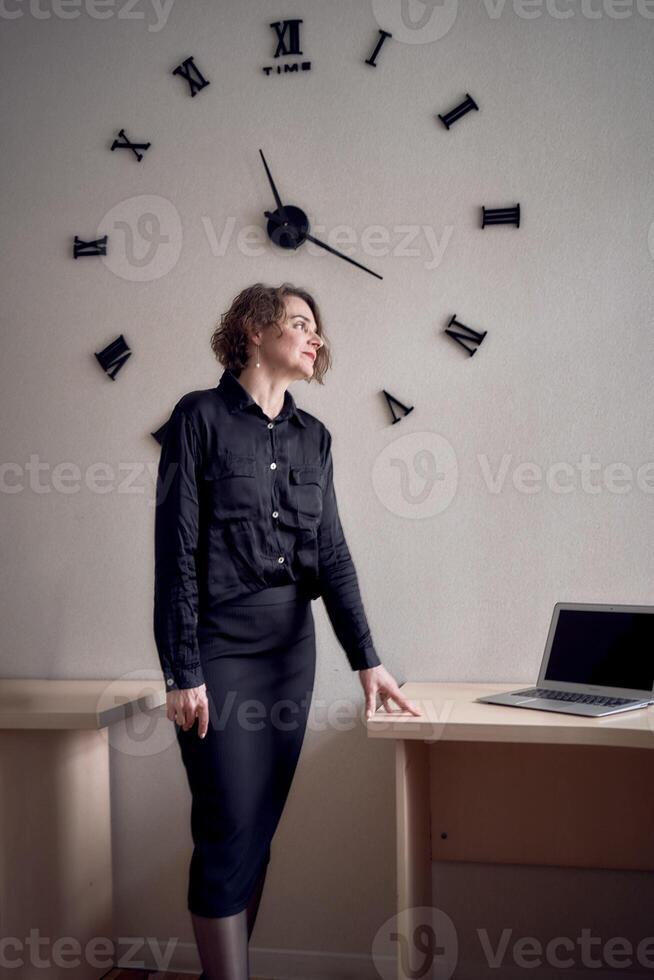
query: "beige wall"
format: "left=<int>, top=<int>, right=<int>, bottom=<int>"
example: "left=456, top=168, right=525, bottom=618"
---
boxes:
left=2, top=0, right=654, bottom=975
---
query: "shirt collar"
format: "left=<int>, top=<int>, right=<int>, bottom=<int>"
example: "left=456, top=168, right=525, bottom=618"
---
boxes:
left=216, top=368, right=306, bottom=427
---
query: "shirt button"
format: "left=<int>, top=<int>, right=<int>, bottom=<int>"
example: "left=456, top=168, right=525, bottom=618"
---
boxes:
left=272, top=510, right=279, bottom=518
left=270, top=462, right=277, bottom=470
left=166, top=678, right=174, bottom=686
left=278, top=555, right=284, bottom=563
left=267, top=422, right=274, bottom=429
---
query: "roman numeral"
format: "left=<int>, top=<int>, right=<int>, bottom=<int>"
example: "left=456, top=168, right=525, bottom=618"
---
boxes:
left=73, top=235, right=108, bottom=258
left=382, top=389, right=415, bottom=425
left=482, top=204, right=521, bottom=228
left=172, top=56, right=210, bottom=97
left=438, top=93, right=479, bottom=130
left=364, top=29, right=392, bottom=66
left=110, top=128, right=151, bottom=162
left=444, top=315, right=487, bottom=357
left=94, top=334, right=132, bottom=380
left=271, top=18, right=303, bottom=57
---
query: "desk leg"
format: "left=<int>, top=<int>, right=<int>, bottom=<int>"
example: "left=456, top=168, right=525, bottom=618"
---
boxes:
left=0, top=729, right=113, bottom=980
left=395, top=739, right=431, bottom=980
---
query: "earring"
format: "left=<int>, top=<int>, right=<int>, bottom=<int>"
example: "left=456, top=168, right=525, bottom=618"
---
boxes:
left=255, top=345, right=261, bottom=368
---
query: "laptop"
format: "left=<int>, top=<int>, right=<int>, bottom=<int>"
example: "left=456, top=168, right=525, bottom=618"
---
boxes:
left=476, top=602, right=654, bottom=717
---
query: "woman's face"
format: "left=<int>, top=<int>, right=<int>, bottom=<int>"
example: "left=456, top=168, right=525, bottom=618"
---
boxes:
left=257, top=295, right=323, bottom=379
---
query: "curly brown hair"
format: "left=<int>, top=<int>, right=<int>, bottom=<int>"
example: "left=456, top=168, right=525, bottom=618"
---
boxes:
left=210, top=282, right=332, bottom=384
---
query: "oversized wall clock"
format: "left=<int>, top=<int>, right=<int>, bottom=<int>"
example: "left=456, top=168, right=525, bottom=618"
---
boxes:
left=72, top=20, right=523, bottom=439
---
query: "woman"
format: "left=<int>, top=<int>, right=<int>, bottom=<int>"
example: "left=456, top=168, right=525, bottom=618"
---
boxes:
left=153, top=282, right=421, bottom=980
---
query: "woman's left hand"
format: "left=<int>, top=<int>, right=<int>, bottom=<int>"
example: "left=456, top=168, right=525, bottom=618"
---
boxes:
left=359, top=664, right=423, bottom=720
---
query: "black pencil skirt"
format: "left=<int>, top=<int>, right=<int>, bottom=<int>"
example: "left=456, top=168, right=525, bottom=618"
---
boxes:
left=175, top=582, right=316, bottom=918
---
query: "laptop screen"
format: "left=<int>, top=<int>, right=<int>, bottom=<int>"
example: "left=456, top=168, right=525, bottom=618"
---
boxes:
left=544, top=608, right=654, bottom=693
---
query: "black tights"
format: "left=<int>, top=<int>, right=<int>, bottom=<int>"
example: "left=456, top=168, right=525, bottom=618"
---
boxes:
left=193, top=861, right=268, bottom=980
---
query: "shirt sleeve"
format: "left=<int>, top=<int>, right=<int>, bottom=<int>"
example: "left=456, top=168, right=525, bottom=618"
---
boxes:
left=153, top=402, right=205, bottom=691
left=317, top=429, right=382, bottom=671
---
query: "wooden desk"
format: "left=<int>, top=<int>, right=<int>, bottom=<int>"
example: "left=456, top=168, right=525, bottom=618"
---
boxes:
left=366, top=681, right=654, bottom=980
left=0, top=679, right=166, bottom=980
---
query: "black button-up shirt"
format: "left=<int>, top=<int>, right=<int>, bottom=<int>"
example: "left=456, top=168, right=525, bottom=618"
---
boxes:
left=153, top=367, right=381, bottom=690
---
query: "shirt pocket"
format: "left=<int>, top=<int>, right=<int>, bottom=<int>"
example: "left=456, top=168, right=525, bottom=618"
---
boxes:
left=201, top=452, right=258, bottom=521
left=289, top=463, right=323, bottom=529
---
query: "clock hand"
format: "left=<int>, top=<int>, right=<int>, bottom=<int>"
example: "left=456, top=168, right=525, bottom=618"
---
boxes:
left=264, top=210, right=383, bottom=280
left=304, top=230, right=383, bottom=280
left=258, top=149, right=288, bottom=223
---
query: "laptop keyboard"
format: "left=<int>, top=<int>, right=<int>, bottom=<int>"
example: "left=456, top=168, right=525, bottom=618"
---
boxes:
left=519, top=688, right=637, bottom=706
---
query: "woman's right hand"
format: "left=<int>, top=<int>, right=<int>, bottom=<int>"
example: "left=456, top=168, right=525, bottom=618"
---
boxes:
left=166, top=684, right=209, bottom=738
